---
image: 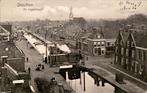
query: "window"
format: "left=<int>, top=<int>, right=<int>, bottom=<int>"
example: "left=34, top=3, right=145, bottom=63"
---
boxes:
left=126, top=49, right=129, bottom=56
left=94, top=42, right=97, bottom=45
left=132, top=50, right=135, bottom=58
left=101, top=42, right=105, bottom=46
left=121, top=58, right=124, bottom=65
left=94, top=48, right=97, bottom=54
left=127, top=41, right=130, bottom=47
left=143, top=51, right=146, bottom=61
left=139, top=50, right=142, bottom=60
left=120, top=40, right=123, bottom=46
left=131, top=42, right=134, bottom=47
left=98, top=42, right=100, bottom=46
left=102, top=50, right=104, bottom=55
left=121, top=48, right=124, bottom=55
left=98, top=48, right=101, bottom=55
left=107, top=42, right=110, bottom=46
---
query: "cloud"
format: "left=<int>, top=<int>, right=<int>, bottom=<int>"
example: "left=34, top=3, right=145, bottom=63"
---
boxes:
left=1, top=0, right=147, bottom=21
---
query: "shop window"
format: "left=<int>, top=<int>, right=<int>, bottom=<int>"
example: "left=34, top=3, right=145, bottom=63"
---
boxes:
left=94, top=48, right=97, bottom=54
left=98, top=48, right=101, bottom=55
left=102, top=50, right=104, bottom=55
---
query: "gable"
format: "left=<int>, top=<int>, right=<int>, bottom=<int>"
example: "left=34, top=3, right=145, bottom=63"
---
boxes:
left=115, top=31, right=125, bottom=46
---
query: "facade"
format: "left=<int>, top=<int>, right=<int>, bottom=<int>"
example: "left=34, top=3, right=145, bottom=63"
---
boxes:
left=77, top=28, right=115, bottom=56
left=0, top=25, right=25, bottom=72
left=114, top=27, right=147, bottom=82
left=0, top=26, right=10, bottom=42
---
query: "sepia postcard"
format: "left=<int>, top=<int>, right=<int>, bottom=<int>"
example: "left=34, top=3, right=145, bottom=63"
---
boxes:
left=0, top=0, right=147, bottom=93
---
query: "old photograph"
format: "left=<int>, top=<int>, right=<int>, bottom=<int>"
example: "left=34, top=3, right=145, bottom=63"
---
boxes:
left=0, top=0, right=147, bottom=93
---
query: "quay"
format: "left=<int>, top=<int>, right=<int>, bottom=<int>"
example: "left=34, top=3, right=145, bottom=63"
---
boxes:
left=16, top=34, right=74, bottom=93
left=79, top=65, right=146, bottom=93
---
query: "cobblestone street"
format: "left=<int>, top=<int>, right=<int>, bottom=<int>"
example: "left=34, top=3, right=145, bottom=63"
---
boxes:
left=16, top=39, right=73, bottom=93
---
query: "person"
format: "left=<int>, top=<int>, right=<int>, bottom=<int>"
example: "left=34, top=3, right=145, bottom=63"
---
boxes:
left=26, top=57, right=29, bottom=62
left=28, top=67, right=31, bottom=74
left=49, top=77, right=58, bottom=93
left=42, top=64, right=44, bottom=70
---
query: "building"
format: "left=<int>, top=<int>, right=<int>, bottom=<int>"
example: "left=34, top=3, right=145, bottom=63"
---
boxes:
left=0, top=25, right=30, bottom=92
left=77, top=27, right=115, bottom=56
left=114, top=26, right=147, bottom=82
left=0, top=25, right=10, bottom=42
left=0, top=25, right=26, bottom=72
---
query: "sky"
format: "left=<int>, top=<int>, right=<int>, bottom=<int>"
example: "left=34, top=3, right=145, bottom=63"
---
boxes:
left=0, top=0, right=147, bottom=22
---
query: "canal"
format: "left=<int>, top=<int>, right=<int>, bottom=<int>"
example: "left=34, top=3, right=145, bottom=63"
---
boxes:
left=59, top=65, right=115, bottom=93
left=23, top=32, right=128, bottom=93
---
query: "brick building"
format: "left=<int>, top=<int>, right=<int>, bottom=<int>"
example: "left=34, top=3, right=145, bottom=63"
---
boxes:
left=0, top=25, right=25, bottom=72
left=0, top=25, right=30, bottom=93
left=77, top=27, right=115, bottom=56
left=114, top=26, right=147, bottom=82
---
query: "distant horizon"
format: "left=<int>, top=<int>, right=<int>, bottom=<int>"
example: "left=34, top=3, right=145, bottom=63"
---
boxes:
left=0, top=13, right=146, bottom=23
left=0, top=0, right=147, bottom=22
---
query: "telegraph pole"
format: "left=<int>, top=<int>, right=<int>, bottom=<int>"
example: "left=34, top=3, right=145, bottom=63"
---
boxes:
left=45, top=28, right=48, bottom=63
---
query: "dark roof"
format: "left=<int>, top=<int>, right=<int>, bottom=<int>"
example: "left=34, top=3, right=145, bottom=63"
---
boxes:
left=0, top=26, right=10, bottom=34
left=133, top=31, right=147, bottom=48
left=102, top=28, right=118, bottom=39
left=121, top=31, right=130, bottom=43
left=81, top=33, right=91, bottom=39
left=1, top=25, right=12, bottom=34
left=0, top=42, right=25, bottom=58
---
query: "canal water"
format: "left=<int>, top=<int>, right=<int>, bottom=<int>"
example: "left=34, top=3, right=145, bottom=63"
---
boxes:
left=60, top=66, right=115, bottom=93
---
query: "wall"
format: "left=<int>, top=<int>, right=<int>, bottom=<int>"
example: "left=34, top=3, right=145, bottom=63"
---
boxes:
left=0, top=57, right=25, bottom=72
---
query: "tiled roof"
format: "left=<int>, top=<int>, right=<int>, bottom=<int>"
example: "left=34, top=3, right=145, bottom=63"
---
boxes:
left=121, top=31, right=130, bottom=43
left=133, top=31, right=147, bottom=48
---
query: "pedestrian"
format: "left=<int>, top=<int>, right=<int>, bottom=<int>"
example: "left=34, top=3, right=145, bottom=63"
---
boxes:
left=42, top=64, right=44, bottom=70
left=26, top=57, right=29, bottom=62
left=28, top=67, right=31, bottom=74
left=49, top=77, right=57, bottom=93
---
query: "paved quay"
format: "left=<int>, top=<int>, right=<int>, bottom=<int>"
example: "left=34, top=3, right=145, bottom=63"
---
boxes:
left=16, top=38, right=74, bottom=93
left=80, top=64, right=146, bottom=93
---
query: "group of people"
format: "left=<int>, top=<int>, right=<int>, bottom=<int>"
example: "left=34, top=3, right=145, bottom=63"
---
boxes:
left=35, top=64, right=45, bottom=71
